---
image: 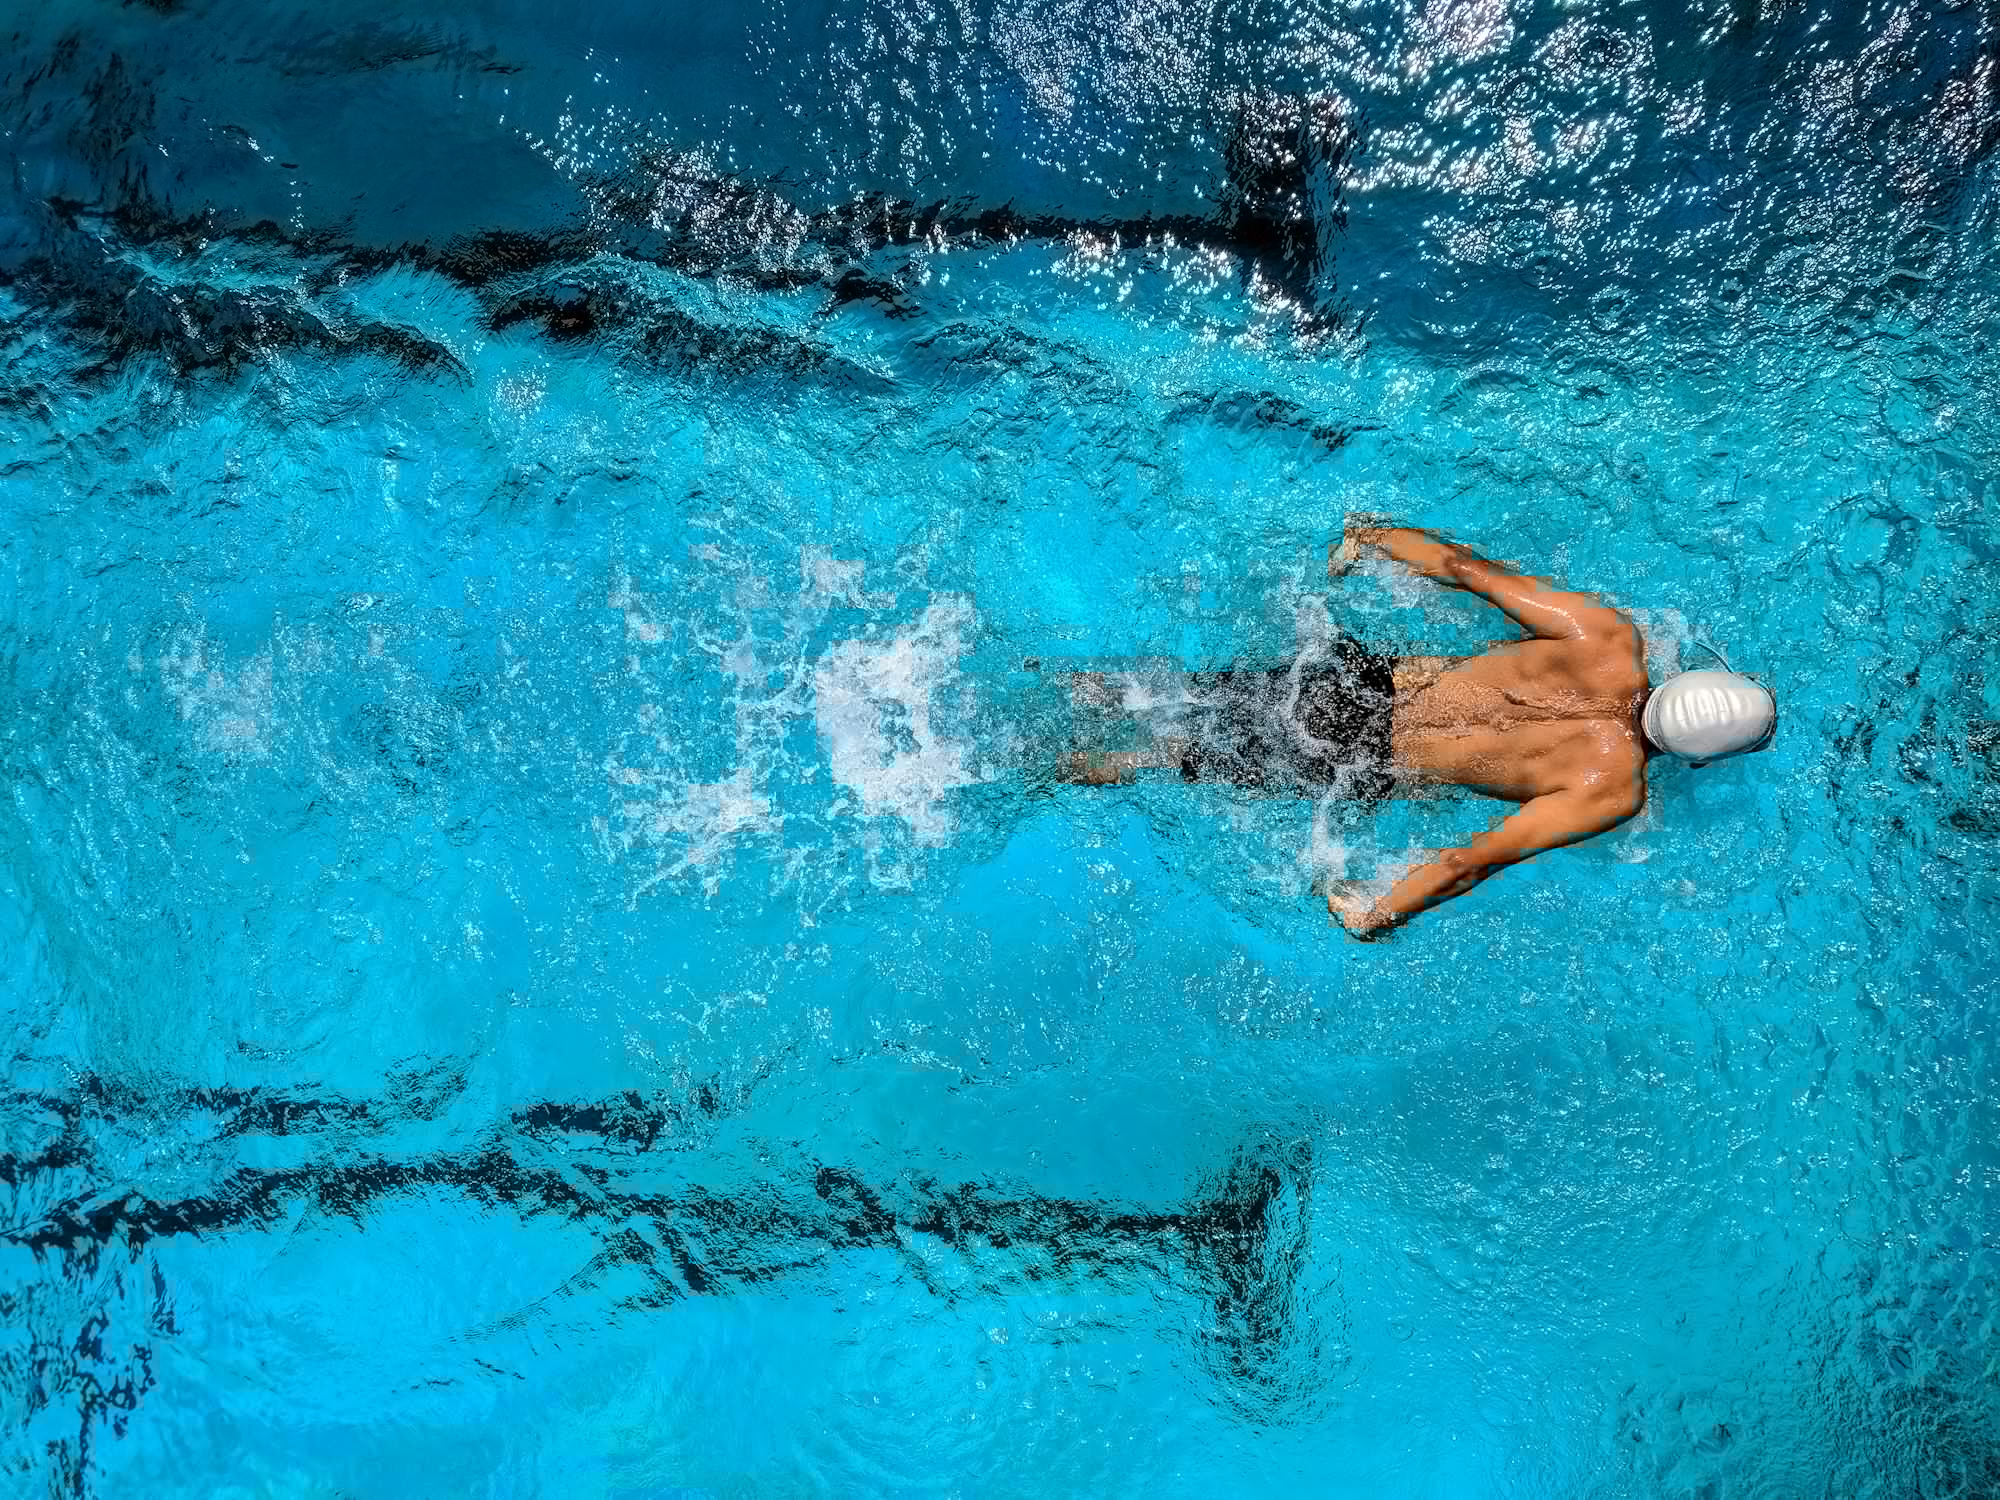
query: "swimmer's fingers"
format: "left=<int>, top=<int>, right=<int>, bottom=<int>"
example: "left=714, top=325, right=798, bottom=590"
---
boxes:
left=1323, top=879, right=1397, bottom=940
left=1322, top=878, right=1369, bottom=919
left=1330, top=513, right=1394, bottom=577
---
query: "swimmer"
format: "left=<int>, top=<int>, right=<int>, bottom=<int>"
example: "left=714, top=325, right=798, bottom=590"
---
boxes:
left=1063, top=515, right=1777, bottom=940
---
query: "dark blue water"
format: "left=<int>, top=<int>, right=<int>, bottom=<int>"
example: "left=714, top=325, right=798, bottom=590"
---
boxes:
left=2, top=1, right=1997, bottom=1495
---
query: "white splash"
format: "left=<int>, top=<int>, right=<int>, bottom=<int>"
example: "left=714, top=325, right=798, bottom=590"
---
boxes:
left=813, top=595, right=981, bottom=847
left=608, top=540, right=981, bottom=903
left=621, top=767, right=778, bottom=900
left=1298, top=797, right=1356, bottom=890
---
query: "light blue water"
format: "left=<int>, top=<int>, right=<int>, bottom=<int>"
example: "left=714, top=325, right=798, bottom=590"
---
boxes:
left=2, top=1, right=1998, bottom=1496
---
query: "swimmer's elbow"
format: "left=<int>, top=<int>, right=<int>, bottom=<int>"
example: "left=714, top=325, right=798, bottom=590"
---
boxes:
left=1440, top=548, right=1487, bottom=591
left=1437, top=846, right=1505, bottom=885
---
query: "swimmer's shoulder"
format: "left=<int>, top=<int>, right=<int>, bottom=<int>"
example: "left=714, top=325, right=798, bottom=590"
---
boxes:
left=1578, top=721, right=1649, bottom=820
left=1560, top=615, right=1649, bottom=696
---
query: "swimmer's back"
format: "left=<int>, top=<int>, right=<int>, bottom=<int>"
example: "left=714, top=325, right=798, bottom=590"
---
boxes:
left=1390, top=625, right=1650, bottom=804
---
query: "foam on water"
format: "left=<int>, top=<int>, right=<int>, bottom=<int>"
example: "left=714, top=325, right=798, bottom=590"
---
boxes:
left=601, top=531, right=994, bottom=905
left=814, top=593, right=984, bottom=849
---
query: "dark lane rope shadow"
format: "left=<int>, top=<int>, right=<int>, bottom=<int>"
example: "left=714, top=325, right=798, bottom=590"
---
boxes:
left=10, top=88, right=1359, bottom=389
left=3, top=1081, right=1344, bottom=1436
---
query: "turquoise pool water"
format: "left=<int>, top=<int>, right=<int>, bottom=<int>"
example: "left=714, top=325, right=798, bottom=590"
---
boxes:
left=2, top=1, right=1997, bottom=1495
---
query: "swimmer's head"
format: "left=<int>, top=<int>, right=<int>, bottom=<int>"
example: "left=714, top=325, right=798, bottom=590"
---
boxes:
left=1641, top=669, right=1777, bottom=765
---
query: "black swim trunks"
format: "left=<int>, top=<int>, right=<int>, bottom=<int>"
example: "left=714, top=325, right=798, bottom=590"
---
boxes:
left=1178, top=637, right=1398, bottom=800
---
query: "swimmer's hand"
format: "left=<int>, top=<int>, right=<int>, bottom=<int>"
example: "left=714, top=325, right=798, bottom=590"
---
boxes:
left=1323, top=878, right=1393, bottom=941
left=1329, top=513, right=1394, bottom=578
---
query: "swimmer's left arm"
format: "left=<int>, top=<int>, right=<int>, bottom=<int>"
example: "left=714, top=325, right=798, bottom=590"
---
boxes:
left=1331, top=789, right=1639, bottom=939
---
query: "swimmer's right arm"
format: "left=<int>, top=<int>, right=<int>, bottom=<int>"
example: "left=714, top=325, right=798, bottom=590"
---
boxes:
left=1332, top=516, right=1492, bottom=584
left=1332, top=516, right=1627, bottom=643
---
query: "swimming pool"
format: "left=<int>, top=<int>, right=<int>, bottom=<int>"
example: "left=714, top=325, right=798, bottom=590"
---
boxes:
left=2, top=0, right=1996, bottom=1494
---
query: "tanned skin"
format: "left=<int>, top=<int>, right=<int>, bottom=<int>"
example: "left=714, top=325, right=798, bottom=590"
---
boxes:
left=1324, top=516, right=1651, bottom=939
left=1065, top=515, right=1653, bottom=939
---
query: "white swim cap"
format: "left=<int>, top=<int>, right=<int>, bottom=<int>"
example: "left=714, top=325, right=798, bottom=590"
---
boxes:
left=1642, top=670, right=1776, bottom=761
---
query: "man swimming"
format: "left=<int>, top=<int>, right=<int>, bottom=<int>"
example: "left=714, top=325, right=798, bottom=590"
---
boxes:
left=1063, top=515, right=1777, bottom=940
